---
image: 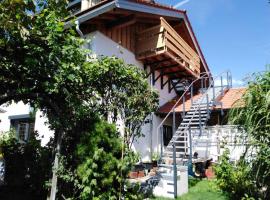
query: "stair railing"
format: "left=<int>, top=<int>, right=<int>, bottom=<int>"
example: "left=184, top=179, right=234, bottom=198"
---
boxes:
left=157, top=72, right=211, bottom=159
left=170, top=70, right=232, bottom=158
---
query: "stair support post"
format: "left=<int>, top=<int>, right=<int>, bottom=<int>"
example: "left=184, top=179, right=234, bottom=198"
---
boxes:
left=173, top=108, right=176, bottom=135
left=173, top=143, right=177, bottom=199
left=201, top=77, right=204, bottom=89
left=160, top=126, right=163, bottom=161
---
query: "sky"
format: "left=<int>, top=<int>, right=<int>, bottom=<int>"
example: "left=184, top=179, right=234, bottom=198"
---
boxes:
left=157, top=0, right=270, bottom=86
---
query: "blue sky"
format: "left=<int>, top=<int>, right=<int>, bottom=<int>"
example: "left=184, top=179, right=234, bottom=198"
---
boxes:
left=157, top=0, right=270, bottom=86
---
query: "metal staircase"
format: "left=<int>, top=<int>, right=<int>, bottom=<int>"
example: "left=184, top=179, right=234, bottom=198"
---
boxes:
left=154, top=71, right=232, bottom=198
left=157, top=71, right=232, bottom=164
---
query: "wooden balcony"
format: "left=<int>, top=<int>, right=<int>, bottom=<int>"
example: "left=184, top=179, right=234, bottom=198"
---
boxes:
left=136, top=18, right=200, bottom=78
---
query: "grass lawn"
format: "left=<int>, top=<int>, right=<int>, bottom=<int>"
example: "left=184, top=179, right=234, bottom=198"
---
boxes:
left=152, top=179, right=228, bottom=200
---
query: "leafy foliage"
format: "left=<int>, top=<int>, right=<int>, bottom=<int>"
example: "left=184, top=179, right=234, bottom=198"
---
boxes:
left=215, top=149, right=256, bottom=199
left=76, top=120, right=141, bottom=200
left=86, top=56, right=158, bottom=147
left=216, top=69, right=270, bottom=199
left=0, top=130, right=53, bottom=199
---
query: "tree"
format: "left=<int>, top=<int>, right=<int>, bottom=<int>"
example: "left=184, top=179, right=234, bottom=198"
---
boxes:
left=0, top=0, right=158, bottom=199
left=86, top=56, right=158, bottom=147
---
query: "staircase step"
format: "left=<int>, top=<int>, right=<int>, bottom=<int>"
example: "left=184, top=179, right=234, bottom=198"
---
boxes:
left=181, top=122, right=204, bottom=125
left=164, top=152, right=187, bottom=157
left=182, top=118, right=207, bottom=122
left=184, top=114, right=208, bottom=118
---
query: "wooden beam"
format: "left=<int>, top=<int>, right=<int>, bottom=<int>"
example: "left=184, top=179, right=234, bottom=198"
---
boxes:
left=145, top=58, right=171, bottom=66
left=154, top=72, right=162, bottom=84
left=162, top=70, right=185, bottom=76
left=155, top=63, right=179, bottom=70
left=106, top=15, right=136, bottom=29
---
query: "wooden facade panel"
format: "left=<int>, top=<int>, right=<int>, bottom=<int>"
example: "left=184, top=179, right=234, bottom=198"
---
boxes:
left=100, top=23, right=149, bottom=53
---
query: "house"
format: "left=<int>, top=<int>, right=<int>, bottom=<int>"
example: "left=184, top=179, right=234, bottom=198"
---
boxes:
left=0, top=0, right=246, bottom=160
left=0, top=0, right=248, bottom=197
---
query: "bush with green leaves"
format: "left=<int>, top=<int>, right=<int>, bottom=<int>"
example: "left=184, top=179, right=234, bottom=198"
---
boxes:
left=215, top=149, right=257, bottom=199
left=0, top=130, right=53, bottom=199
left=216, top=69, right=270, bottom=199
left=57, top=119, right=142, bottom=200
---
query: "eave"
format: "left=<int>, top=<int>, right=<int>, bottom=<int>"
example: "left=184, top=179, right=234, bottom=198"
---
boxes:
left=65, top=0, right=210, bottom=78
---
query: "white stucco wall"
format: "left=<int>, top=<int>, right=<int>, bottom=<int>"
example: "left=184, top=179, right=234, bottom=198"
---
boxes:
left=88, top=31, right=177, bottom=161
left=0, top=102, right=54, bottom=146
left=0, top=31, right=177, bottom=161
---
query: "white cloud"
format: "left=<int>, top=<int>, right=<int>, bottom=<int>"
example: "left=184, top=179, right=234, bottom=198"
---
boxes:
left=174, top=0, right=190, bottom=8
left=214, top=78, right=244, bottom=87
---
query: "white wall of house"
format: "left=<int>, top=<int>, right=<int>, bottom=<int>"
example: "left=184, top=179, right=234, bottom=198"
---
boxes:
left=88, top=31, right=177, bottom=161
left=0, top=31, right=177, bottom=161
left=0, top=102, right=54, bottom=146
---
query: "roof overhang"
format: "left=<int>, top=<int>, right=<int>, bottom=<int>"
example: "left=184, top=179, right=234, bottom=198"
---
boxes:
left=66, top=0, right=210, bottom=77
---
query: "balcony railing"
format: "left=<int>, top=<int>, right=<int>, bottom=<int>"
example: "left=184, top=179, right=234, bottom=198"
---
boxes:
left=136, top=17, right=201, bottom=76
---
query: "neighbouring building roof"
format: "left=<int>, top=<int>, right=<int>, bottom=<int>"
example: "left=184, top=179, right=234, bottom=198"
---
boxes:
left=215, top=88, right=246, bottom=110
left=158, top=88, right=247, bottom=114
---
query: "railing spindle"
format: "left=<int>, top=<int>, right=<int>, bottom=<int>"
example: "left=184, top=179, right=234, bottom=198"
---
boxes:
left=191, top=84, right=193, bottom=105
left=206, top=94, right=210, bottom=119
left=221, top=76, right=224, bottom=96
left=183, top=95, right=185, bottom=118
left=199, top=107, right=202, bottom=136
left=160, top=126, right=163, bottom=160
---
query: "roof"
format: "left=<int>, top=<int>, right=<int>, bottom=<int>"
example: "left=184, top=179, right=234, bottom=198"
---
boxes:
left=66, top=0, right=210, bottom=75
left=158, top=88, right=247, bottom=114
left=215, top=88, right=247, bottom=110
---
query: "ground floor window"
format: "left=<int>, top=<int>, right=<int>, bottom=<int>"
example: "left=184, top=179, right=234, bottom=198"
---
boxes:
left=163, top=125, right=172, bottom=146
left=9, top=115, right=35, bottom=142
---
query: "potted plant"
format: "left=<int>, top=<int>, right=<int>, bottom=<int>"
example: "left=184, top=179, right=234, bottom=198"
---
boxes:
left=151, top=153, right=160, bottom=168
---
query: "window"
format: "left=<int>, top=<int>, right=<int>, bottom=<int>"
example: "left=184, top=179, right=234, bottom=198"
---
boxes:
left=9, top=115, right=35, bottom=142
left=163, top=125, right=173, bottom=146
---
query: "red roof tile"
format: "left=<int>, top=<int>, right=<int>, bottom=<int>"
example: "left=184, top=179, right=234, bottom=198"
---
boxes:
left=215, top=88, right=246, bottom=110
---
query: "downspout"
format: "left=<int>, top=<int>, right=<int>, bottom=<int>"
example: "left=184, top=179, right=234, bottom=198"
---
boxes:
left=75, top=20, right=84, bottom=38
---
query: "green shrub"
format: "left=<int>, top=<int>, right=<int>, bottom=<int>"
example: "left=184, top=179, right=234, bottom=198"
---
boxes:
left=215, top=149, right=258, bottom=199
left=57, top=119, right=143, bottom=200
